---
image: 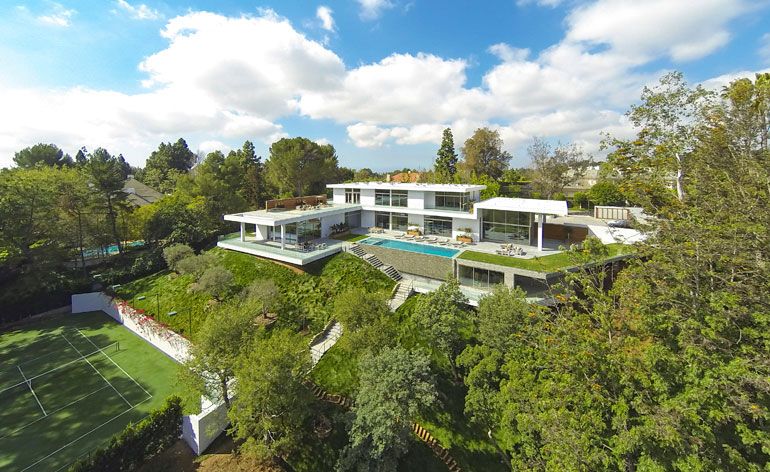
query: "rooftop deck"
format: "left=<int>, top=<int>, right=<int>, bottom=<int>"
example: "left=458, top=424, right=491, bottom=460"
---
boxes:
left=217, top=236, right=347, bottom=266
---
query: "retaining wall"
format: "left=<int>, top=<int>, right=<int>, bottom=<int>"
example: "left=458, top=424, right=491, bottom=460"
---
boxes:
left=359, top=244, right=454, bottom=280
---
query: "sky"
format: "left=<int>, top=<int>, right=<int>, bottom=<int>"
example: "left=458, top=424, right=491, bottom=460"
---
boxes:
left=1, top=0, right=769, bottom=171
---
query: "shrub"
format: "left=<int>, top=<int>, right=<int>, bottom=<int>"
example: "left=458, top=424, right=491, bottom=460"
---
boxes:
left=176, top=253, right=218, bottom=277
left=551, top=192, right=567, bottom=201
left=196, top=266, right=234, bottom=301
left=243, top=279, right=281, bottom=316
left=162, top=244, right=194, bottom=273
left=588, top=181, right=625, bottom=206
left=131, top=249, right=165, bottom=275
left=68, top=396, right=183, bottom=472
left=573, top=191, right=589, bottom=208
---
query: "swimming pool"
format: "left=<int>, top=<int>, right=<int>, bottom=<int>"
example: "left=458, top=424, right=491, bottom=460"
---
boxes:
left=359, top=237, right=460, bottom=258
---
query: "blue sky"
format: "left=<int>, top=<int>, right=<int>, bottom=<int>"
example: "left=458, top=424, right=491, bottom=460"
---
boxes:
left=1, top=0, right=769, bottom=170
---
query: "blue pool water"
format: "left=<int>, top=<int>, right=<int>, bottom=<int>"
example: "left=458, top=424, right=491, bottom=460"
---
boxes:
left=360, top=237, right=459, bottom=258
left=82, top=240, right=145, bottom=258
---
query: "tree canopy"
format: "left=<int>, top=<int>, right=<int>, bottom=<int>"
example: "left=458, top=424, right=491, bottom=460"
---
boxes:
left=459, top=127, right=511, bottom=180
left=13, top=143, right=73, bottom=168
left=266, top=137, right=340, bottom=197
left=433, top=128, right=459, bottom=183
left=528, top=137, right=591, bottom=199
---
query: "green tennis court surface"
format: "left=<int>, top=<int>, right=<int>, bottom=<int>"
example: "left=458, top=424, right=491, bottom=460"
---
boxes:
left=0, top=311, right=181, bottom=471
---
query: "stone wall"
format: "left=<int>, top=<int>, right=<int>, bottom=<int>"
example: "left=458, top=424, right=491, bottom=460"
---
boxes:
left=361, top=244, right=454, bottom=280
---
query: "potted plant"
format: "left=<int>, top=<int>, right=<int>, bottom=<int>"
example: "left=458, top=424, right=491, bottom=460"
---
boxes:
left=456, top=227, right=474, bottom=243
left=330, top=222, right=349, bottom=236
left=407, top=223, right=421, bottom=236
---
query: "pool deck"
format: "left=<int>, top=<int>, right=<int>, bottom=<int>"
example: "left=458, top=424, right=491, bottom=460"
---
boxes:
left=350, top=228, right=565, bottom=259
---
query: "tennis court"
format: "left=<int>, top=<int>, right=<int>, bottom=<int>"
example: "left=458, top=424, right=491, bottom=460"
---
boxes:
left=0, top=311, right=181, bottom=471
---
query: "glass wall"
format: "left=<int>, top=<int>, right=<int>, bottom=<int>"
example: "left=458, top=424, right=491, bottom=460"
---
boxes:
left=391, top=190, right=408, bottom=207
left=345, top=188, right=360, bottom=203
left=344, top=210, right=361, bottom=228
left=375, top=190, right=390, bottom=206
left=374, top=211, right=390, bottom=229
left=374, top=211, right=408, bottom=230
left=424, top=216, right=453, bottom=237
left=391, top=213, right=408, bottom=231
left=435, top=192, right=471, bottom=212
left=481, top=209, right=531, bottom=243
left=458, top=265, right=505, bottom=289
left=375, top=189, right=408, bottom=207
left=267, top=218, right=321, bottom=245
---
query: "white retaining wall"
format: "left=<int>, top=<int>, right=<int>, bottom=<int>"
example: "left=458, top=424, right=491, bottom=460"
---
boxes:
left=71, top=292, right=229, bottom=455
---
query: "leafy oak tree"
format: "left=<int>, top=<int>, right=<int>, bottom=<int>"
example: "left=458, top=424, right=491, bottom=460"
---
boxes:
left=339, top=346, right=437, bottom=471
left=459, top=127, right=512, bottom=180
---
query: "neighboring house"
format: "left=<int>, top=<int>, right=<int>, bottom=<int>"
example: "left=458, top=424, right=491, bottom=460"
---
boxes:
left=563, top=166, right=600, bottom=197
left=122, top=177, right=163, bottom=207
left=219, top=182, right=639, bottom=303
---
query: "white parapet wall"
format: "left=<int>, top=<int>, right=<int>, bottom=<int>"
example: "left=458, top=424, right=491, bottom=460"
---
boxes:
left=71, top=291, right=229, bottom=455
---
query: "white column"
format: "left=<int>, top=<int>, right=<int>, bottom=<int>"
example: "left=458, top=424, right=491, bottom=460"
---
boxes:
left=240, top=222, right=245, bottom=242
left=537, top=214, right=544, bottom=251
left=280, top=224, right=286, bottom=250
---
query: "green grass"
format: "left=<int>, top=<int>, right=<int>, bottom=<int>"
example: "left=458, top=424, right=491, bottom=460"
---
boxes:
left=311, top=295, right=505, bottom=472
left=0, top=311, right=181, bottom=472
left=116, top=249, right=394, bottom=337
left=330, top=232, right=369, bottom=242
left=458, top=243, right=633, bottom=272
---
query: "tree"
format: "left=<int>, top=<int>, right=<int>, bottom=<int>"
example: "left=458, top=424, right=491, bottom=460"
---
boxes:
left=195, top=266, right=234, bottom=301
left=162, top=244, right=194, bottom=273
left=133, top=193, right=215, bottom=246
left=333, top=287, right=389, bottom=332
left=353, top=168, right=377, bottom=181
left=459, top=127, right=511, bottom=180
left=476, top=285, right=533, bottom=352
left=265, top=137, right=340, bottom=196
left=141, top=138, right=196, bottom=193
left=182, top=306, right=258, bottom=409
left=84, top=148, right=127, bottom=253
left=244, top=279, right=281, bottom=317
left=412, top=279, right=469, bottom=375
left=339, top=346, right=436, bottom=470
left=605, top=72, right=712, bottom=207
left=13, top=143, right=73, bottom=168
left=230, top=329, right=312, bottom=460
left=528, top=137, right=592, bottom=199
left=58, top=169, right=96, bottom=271
left=176, top=253, right=218, bottom=277
left=434, top=128, right=459, bottom=183
left=588, top=181, right=625, bottom=206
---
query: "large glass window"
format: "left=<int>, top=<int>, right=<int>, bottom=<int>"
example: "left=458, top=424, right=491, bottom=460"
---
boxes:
left=344, top=210, right=361, bottom=228
left=296, top=218, right=321, bottom=242
left=391, top=213, right=408, bottom=231
left=458, top=265, right=505, bottom=289
left=345, top=188, right=360, bottom=203
left=374, top=211, right=390, bottom=229
left=435, top=192, right=471, bottom=211
left=375, top=190, right=390, bottom=206
left=481, top=209, right=531, bottom=243
left=391, top=190, right=408, bottom=207
left=424, top=216, right=453, bottom=237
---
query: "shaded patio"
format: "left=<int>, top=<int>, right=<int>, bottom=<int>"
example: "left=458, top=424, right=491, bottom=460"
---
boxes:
left=217, top=236, right=347, bottom=266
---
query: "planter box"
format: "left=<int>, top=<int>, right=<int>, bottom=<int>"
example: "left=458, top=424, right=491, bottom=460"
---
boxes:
left=407, top=229, right=421, bottom=236
left=456, top=235, right=473, bottom=243
left=331, top=230, right=350, bottom=237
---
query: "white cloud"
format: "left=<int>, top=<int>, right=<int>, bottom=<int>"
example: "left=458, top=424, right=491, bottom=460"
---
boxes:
left=197, top=140, right=231, bottom=155
left=37, top=2, right=75, bottom=27
left=517, top=0, right=564, bottom=7
left=316, top=6, right=335, bottom=32
left=357, top=0, right=394, bottom=20
left=0, top=3, right=764, bottom=168
left=115, top=0, right=162, bottom=21
left=565, top=0, right=749, bottom=62
left=700, top=67, right=770, bottom=91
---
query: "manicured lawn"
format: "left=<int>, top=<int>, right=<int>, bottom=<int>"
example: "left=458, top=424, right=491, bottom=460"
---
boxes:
left=116, top=249, right=394, bottom=337
left=330, top=232, right=369, bottom=242
left=458, top=242, right=633, bottom=272
left=0, top=311, right=181, bottom=472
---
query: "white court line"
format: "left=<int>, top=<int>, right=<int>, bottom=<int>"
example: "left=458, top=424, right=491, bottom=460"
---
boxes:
left=59, top=334, right=132, bottom=409
left=17, top=365, right=46, bottom=417
left=0, top=385, right=110, bottom=440
left=20, top=396, right=152, bottom=472
left=74, top=328, right=152, bottom=400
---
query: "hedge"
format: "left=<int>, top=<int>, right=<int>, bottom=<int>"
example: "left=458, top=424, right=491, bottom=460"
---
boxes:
left=68, top=396, right=183, bottom=472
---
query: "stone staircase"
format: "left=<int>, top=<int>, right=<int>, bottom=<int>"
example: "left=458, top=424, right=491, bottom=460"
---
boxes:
left=348, top=244, right=403, bottom=282
left=389, top=280, right=413, bottom=311
left=309, top=321, right=343, bottom=366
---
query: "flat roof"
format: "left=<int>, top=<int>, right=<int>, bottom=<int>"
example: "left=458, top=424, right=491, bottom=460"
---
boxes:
left=327, top=182, right=486, bottom=192
left=475, top=197, right=569, bottom=216
left=224, top=203, right=361, bottom=226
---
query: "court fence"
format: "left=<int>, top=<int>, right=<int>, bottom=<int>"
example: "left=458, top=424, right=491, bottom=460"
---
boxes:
left=71, top=292, right=228, bottom=456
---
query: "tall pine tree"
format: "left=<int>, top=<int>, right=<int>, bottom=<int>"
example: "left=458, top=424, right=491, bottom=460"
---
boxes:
left=434, top=128, right=458, bottom=183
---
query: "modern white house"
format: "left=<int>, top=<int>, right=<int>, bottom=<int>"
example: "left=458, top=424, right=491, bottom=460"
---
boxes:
left=218, top=182, right=636, bottom=302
